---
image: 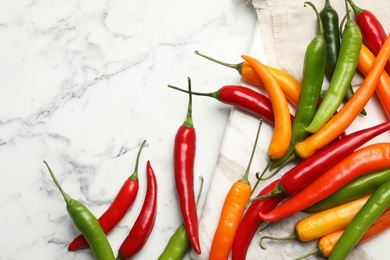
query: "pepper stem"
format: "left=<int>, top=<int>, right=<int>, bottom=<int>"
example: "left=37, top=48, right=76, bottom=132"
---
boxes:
left=194, top=50, right=244, bottom=75
left=245, top=183, right=284, bottom=208
left=167, top=84, right=219, bottom=99
left=304, top=1, right=324, bottom=36
left=259, top=233, right=296, bottom=250
left=294, top=248, right=319, bottom=260
left=346, top=0, right=363, bottom=16
left=241, top=120, right=263, bottom=185
left=43, top=160, right=73, bottom=205
left=251, top=161, right=271, bottom=195
left=130, top=140, right=147, bottom=181
left=182, top=77, right=194, bottom=128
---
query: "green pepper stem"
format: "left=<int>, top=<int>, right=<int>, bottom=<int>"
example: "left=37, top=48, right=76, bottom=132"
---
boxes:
left=241, top=120, right=263, bottom=185
left=246, top=183, right=284, bottom=208
left=43, top=160, right=73, bottom=205
left=194, top=50, right=244, bottom=75
left=183, top=77, right=194, bottom=128
left=294, top=248, right=320, bottom=260
left=167, top=84, right=219, bottom=99
left=251, top=161, right=271, bottom=195
left=304, top=1, right=324, bottom=36
left=346, top=0, right=363, bottom=16
left=130, top=140, right=147, bottom=181
left=259, top=233, right=296, bottom=250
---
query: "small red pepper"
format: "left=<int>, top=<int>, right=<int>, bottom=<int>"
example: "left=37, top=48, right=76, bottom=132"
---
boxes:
left=68, top=140, right=147, bottom=251
left=173, top=77, right=201, bottom=254
left=231, top=178, right=285, bottom=260
left=117, top=160, right=158, bottom=259
left=346, top=0, right=390, bottom=75
left=167, top=84, right=294, bottom=125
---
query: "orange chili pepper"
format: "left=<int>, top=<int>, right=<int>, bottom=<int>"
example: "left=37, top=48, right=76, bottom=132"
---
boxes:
left=295, top=33, right=390, bottom=159
left=296, top=206, right=390, bottom=259
left=242, top=55, right=292, bottom=159
left=194, top=51, right=301, bottom=106
left=357, top=44, right=390, bottom=119
left=259, top=195, right=370, bottom=249
left=209, top=121, right=262, bottom=260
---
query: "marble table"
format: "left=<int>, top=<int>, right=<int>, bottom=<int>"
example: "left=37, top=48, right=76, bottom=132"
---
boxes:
left=0, top=0, right=258, bottom=259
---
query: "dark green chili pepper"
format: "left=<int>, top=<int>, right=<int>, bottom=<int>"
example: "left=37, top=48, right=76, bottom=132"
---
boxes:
left=329, top=178, right=390, bottom=259
left=43, top=161, right=115, bottom=260
left=320, top=0, right=366, bottom=116
left=305, top=0, right=362, bottom=133
left=305, top=168, right=390, bottom=213
left=261, top=1, right=326, bottom=177
left=158, top=176, right=204, bottom=260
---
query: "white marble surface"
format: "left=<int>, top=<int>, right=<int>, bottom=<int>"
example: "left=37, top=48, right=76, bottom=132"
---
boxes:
left=0, top=1, right=257, bottom=259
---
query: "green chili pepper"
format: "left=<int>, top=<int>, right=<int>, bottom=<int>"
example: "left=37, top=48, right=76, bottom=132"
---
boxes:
left=320, top=0, right=366, bottom=116
left=158, top=176, right=204, bottom=260
left=43, top=161, right=115, bottom=260
left=305, top=168, right=390, bottom=213
left=305, top=0, right=362, bottom=133
left=263, top=1, right=326, bottom=176
left=329, top=178, right=390, bottom=260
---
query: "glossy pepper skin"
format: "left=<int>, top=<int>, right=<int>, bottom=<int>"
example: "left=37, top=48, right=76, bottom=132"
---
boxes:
left=252, top=121, right=390, bottom=201
left=158, top=176, right=204, bottom=260
left=117, top=160, right=158, bottom=259
left=305, top=168, right=390, bottom=213
left=268, top=1, right=326, bottom=171
left=167, top=84, right=295, bottom=126
left=194, top=50, right=301, bottom=107
left=231, top=179, right=284, bottom=260
left=260, top=143, right=390, bottom=222
left=173, top=78, right=201, bottom=254
left=305, top=2, right=362, bottom=133
left=346, top=0, right=390, bottom=75
left=320, top=0, right=365, bottom=115
left=210, top=121, right=262, bottom=260
left=329, top=179, right=390, bottom=260
left=68, top=140, right=146, bottom=251
left=295, top=33, right=390, bottom=159
left=44, top=161, right=115, bottom=260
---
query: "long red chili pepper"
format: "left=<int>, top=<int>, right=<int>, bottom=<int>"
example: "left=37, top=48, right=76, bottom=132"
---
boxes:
left=346, top=0, right=390, bottom=75
left=259, top=143, right=390, bottom=222
left=117, top=160, right=158, bottom=259
left=68, top=140, right=147, bottom=251
left=231, top=178, right=285, bottom=260
left=167, top=84, right=294, bottom=125
left=250, top=121, right=390, bottom=202
left=173, top=77, right=201, bottom=254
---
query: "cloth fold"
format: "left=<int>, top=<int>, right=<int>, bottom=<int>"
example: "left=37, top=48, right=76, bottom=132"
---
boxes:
left=251, top=0, right=390, bottom=86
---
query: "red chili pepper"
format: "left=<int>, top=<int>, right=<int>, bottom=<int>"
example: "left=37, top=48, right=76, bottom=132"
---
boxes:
left=173, top=77, right=201, bottom=254
left=260, top=143, right=390, bottom=222
left=68, top=140, right=147, bottom=251
left=251, top=121, right=390, bottom=202
left=346, top=0, right=390, bottom=75
left=167, top=84, right=294, bottom=125
left=117, top=160, right=158, bottom=259
left=231, top=178, right=285, bottom=260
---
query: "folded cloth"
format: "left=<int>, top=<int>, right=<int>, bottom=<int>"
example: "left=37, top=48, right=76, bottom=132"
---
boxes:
left=251, top=0, right=390, bottom=86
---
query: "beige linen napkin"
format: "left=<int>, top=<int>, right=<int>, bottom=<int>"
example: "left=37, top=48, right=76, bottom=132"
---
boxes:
left=251, top=0, right=390, bottom=86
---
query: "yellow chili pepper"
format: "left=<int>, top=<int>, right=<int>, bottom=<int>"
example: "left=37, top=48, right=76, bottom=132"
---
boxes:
left=259, top=195, right=370, bottom=249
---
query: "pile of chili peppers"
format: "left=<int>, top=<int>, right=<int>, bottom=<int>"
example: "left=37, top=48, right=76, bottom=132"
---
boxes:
left=44, top=0, right=390, bottom=259
left=166, top=0, right=390, bottom=259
